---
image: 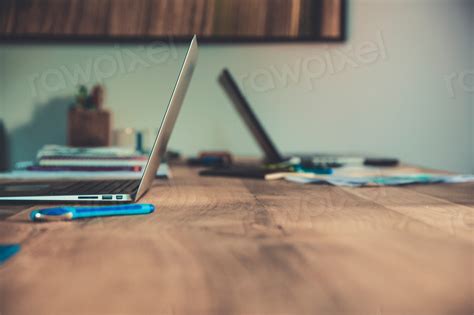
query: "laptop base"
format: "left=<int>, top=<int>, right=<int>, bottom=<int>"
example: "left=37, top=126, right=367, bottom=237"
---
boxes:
left=0, top=180, right=138, bottom=203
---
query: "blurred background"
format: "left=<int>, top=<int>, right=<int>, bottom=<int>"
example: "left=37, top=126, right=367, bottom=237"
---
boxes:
left=0, top=0, right=473, bottom=173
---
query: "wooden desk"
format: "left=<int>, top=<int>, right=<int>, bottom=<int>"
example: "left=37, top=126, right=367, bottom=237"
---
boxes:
left=0, top=165, right=473, bottom=314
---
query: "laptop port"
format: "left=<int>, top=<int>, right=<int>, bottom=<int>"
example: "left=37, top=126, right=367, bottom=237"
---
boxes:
left=78, top=196, right=99, bottom=199
left=102, top=195, right=113, bottom=200
left=116, top=195, right=123, bottom=200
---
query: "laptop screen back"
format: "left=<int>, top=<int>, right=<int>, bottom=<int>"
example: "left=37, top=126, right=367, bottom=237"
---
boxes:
left=219, top=69, right=283, bottom=163
left=135, top=36, right=198, bottom=200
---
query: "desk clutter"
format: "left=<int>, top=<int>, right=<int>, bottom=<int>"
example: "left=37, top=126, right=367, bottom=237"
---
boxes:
left=266, top=164, right=474, bottom=187
left=198, top=154, right=474, bottom=187
left=5, top=145, right=169, bottom=180
left=197, top=69, right=472, bottom=187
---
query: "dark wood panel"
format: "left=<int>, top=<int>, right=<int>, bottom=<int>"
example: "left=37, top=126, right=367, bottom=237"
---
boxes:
left=0, top=0, right=346, bottom=42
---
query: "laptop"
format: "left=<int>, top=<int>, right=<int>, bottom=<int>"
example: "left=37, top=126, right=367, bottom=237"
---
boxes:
left=200, top=68, right=397, bottom=179
left=0, top=36, right=198, bottom=203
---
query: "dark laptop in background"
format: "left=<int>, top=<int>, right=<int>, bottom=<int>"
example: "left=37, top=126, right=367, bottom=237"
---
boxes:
left=200, top=68, right=398, bottom=179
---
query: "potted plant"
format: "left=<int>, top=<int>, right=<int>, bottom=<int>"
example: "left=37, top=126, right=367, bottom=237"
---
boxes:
left=68, top=85, right=111, bottom=147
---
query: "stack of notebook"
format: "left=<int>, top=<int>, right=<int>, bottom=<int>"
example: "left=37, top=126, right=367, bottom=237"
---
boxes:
left=11, top=145, right=169, bottom=179
left=30, top=145, right=148, bottom=172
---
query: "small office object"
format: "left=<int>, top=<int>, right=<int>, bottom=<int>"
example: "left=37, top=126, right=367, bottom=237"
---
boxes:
left=30, top=204, right=155, bottom=222
left=113, top=128, right=140, bottom=151
left=199, top=152, right=233, bottom=165
left=0, top=36, right=198, bottom=203
left=0, top=244, right=21, bottom=265
left=113, top=128, right=149, bottom=153
left=292, top=164, right=333, bottom=175
left=188, top=156, right=227, bottom=167
left=164, top=150, right=181, bottom=161
left=201, top=69, right=398, bottom=180
left=188, top=151, right=233, bottom=167
left=136, top=131, right=144, bottom=153
left=364, top=158, right=399, bottom=167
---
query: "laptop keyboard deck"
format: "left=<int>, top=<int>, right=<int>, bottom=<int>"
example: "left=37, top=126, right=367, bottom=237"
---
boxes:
left=0, top=180, right=140, bottom=197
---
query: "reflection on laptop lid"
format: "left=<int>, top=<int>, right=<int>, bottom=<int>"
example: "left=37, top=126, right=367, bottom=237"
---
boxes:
left=135, top=35, right=198, bottom=200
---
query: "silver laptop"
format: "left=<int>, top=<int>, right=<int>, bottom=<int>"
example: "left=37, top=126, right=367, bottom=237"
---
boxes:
left=0, top=36, right=198, bottom=203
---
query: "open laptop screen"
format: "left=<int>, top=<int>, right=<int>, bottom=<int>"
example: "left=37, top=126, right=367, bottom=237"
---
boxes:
left=219, top=69, right=283, bottom=163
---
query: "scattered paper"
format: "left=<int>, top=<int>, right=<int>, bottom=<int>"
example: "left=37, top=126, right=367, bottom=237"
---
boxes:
left=283, top=173, right=474, bottom=187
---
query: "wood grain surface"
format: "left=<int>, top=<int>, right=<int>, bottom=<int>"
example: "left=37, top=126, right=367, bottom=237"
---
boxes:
left=0, top=165, right=473, bottom=315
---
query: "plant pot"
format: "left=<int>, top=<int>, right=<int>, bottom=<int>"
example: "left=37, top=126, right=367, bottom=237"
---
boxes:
left=68, top=107, right=111, bottom=147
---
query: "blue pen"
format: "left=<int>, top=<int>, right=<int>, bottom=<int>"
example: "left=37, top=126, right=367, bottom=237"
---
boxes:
left=30, top=204, right=155, bottom=222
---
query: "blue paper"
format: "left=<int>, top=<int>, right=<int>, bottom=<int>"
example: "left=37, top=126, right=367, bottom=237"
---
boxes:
left=0, top=244, right=21, bottom=265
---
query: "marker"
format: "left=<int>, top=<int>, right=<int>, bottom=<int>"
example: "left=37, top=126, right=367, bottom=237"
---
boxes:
left=30, top=204, right=155, bottom=222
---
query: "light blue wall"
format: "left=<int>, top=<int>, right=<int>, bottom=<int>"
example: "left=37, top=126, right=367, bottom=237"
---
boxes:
left=0, top=0, right=473, bottom=173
